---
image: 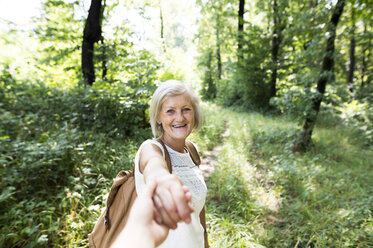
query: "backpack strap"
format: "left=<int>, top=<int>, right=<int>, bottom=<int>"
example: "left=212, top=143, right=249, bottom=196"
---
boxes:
left=185, top=141, right=201, bottom=166
left=156, top=138, right=172, bottom=173
left=185, top=141, right=207, bottom=246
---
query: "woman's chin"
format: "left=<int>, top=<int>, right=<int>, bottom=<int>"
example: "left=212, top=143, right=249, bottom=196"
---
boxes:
left=169, top=129, right=191, bottom=140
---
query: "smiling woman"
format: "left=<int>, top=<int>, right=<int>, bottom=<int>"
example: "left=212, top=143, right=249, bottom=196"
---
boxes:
left=133, top=80, right=208, bottom=248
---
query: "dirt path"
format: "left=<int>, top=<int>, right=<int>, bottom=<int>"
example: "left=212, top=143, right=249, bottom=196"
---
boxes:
left=199, top=128, right=230, bottom=181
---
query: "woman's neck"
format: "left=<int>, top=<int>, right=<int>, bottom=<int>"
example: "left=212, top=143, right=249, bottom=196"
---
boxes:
left=160, top=135, right=186, bottom=153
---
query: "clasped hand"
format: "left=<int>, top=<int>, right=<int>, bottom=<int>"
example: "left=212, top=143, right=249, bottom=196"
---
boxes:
left=111, top=178, right=194, bottom=248
left=152, top=174, right=194, bottom=229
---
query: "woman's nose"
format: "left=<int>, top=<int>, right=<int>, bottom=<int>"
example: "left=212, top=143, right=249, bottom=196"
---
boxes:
left=176, top=111, right=184, bottom=121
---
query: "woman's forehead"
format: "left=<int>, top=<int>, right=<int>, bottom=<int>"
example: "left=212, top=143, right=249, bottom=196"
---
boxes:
left=162, top=94, right=192, bottom=106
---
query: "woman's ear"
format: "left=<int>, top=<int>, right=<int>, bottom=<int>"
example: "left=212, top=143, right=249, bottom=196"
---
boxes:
left=156, top=116, right=161, bottom=125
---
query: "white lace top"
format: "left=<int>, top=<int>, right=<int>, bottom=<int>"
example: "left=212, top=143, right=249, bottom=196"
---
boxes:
left=134, top=139, right=207, bottom=248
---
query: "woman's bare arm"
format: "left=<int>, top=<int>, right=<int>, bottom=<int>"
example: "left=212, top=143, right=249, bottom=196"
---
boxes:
left=139, top=143, right=193, bottom=229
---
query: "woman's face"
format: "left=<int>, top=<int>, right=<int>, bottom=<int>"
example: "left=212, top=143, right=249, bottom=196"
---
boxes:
left=158, top=94, right=195, bottom=142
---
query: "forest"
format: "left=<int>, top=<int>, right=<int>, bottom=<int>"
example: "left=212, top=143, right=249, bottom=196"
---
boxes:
left=0, top=0, right=372, bottom=247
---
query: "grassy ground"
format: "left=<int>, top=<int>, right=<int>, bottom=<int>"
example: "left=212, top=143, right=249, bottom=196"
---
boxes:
left=201, top=104, right=373, bottom=248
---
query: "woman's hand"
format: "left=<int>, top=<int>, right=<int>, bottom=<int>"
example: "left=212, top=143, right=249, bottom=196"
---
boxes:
left=111, top=180, right=169, bottom=248
left=152, top=174, right=194, bottom=230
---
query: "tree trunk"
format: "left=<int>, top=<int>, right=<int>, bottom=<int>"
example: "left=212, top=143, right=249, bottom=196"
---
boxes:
left=160, top=1, right=166, bottom=52
left=293, top=0, right=345, bottom=152
left=101, top=38, right=107, bottom=81
left=216, top=14, right=222, bottom=81
left=206, top=49, right=216, bottom=99
left=269, top=0, right=282, bottom=100
left=361, top=24, right=371, bottom=88
left=347, top=6, right=355, bottom=93
left=82, top=0, right=103, bottom=86
left=237, top=0, right=245, bottom=63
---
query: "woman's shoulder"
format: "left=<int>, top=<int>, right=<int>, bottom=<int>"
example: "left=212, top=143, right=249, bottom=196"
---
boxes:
left=139, top=139, right=165, bottom=157
left=186, top=140, right=199, bottom=153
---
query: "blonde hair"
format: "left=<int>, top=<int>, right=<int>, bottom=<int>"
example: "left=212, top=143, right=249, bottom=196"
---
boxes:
left=149, top=80, right=203, bottom=137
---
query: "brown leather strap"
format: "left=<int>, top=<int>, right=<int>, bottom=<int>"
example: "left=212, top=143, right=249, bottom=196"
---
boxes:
left=156, top=138, right=172, bottom=173
left=199, top=206, right=209, bottom=248
left=185, top=141, right=201, bottom=166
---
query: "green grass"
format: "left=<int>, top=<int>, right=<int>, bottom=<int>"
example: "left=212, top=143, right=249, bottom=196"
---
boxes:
left=202, top=105, right=373, bottom=248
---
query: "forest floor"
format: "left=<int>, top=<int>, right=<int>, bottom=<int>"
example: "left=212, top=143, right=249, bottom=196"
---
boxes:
left=199, top=125, right=229, bottom=181
left=194, top=104, right=373, bottom=248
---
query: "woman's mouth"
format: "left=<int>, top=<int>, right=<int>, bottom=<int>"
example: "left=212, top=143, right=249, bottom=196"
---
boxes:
left=172, top=124, right=187, bottom=128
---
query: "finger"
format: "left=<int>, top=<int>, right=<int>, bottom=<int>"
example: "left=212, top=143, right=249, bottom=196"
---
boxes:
left=184, top=191, right=192, bottom=202
left=153, top=195, right=178, bottom=229
left=188, top=202, right=194, bottom=213
left=170, top=185, right=192, bottom=224
left=182, top=185, right=192, bottom=201
left=153, top=207, right=163, bottom=224
left=143, top=180, right=158, bottom=198
left=155, top=187, right=182, bottom=224
left=182, top=185, right=190, bottom=193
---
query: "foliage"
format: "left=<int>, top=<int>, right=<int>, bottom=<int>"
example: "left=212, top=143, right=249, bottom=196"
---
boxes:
left=32, top=0, right=84, bottom=87
left=218, top=25, right=271, bottom=109
left=202, top=104, right=372, bottom=248
left=0, top=70, right=154, bottom=247
left=189, top=103, right=226, bottom=152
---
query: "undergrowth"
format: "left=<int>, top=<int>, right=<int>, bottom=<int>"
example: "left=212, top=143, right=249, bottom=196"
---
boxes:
left=0, top=77, right=153, bottom=247
left=204, top=105, right=372, bottom=248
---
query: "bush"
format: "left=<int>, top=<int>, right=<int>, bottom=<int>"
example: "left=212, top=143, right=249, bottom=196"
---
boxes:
left=0, top=74, right=154, bottom=247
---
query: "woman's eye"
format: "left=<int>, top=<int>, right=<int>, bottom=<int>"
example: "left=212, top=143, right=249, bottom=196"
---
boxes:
left=166, top=109, right=174, bottom=113
left=183, top=108, right=191, bottom=112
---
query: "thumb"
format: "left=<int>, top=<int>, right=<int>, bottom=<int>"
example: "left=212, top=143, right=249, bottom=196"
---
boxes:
left=142, top=180, right=157, bottom=199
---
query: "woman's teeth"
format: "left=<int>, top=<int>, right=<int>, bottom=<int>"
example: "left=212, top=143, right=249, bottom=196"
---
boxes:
left=173, top=124, right=186, bottom=128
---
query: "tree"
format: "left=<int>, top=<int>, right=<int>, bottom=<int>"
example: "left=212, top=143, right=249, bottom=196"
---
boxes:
left=196, top=0, right=235, bottom=100
left=269, top=0, right=286, bottom=100
left=237, top=0, right=245, bottom=63
left=33, top=0, right=84, bottom=87
left=294, top=0, right=346, bottom=152
left=82, top=0, right=104, bottom=85
left=216, top=12, right=222, bottom=82
left=347, top=3, right=356, bottom=93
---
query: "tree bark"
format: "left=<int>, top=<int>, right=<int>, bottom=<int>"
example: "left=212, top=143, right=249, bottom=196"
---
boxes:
left=347, top=6, right=355, bottom=93
left=269, top=0, right=282, bottom=100
left=206, top=49, right=216, bottom=99
left=237, top=0, right=245, bottom=63
left=216, top=14, right=222, bottom=81
left=101, top=38, right=107, bottom=81
left=294, top=0, right=345, bottom=152
left=361, top=24, right=371, bottom=88
left=160, top=1, right=166, bottom=52
left=82, top=0, right=103, bottom=86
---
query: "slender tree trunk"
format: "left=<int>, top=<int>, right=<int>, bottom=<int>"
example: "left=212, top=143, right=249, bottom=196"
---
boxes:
left=237, top=0, right=245, bottom=63
left=347, top=6, right=355, bottom=93
left=269, top=0, right=282, bottom=99
left=206, top=49, right=216, bottom=99
left=160, top=1, right=166, bottom=52
left=101, top=38, right=107, bottom=81
left=294, top=0, right=345, bottom=152
left=82, top=0, right=103, bottom=85
left=216, top=14, right=222, bottom=81
left=361, top=24, right=371, bottom=88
